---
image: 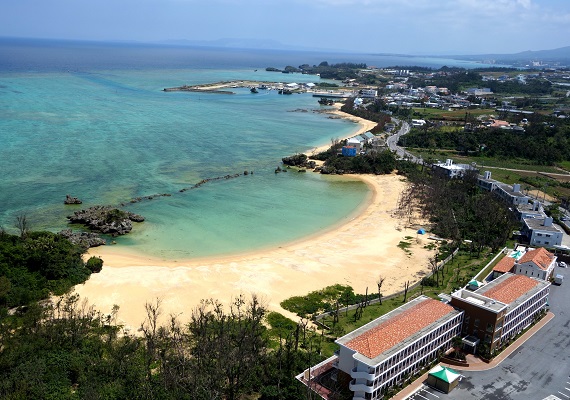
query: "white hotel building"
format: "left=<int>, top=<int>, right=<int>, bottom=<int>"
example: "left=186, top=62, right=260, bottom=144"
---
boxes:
left=334, top=296, right=463, bottom=399
left=299, top=273, right=549, bottom=399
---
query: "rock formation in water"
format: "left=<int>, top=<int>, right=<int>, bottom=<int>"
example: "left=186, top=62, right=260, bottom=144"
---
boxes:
left=64, top=194, right=82, bottom=205
left=67, top=206, right=144, bottom=236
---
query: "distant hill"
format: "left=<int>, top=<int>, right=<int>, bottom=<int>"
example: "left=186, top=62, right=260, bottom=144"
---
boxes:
left=454, top=46, right=570, bottom=65
left=157, top=38, right=349, bottom=53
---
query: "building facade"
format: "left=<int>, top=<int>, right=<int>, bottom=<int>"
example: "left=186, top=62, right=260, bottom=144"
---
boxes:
left=450, top=273, right=549, bottom=353
left=514, top=247, right=557, bottom=280
left=522, top=217, right=563, bottom=247
left=335, top=296, right=463, bottom=399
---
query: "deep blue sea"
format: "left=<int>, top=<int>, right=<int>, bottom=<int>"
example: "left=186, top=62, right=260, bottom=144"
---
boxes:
left=0, top=38, right=496, bottom=259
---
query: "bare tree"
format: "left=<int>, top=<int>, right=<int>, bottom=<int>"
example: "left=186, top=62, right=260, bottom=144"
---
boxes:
left=403, top=280, right=411, bottom=303
left=377, top=275, right=386, bottom=305
left=15, top=214, right=29, bottom=239
left=429, top=255, right=439, bottom=286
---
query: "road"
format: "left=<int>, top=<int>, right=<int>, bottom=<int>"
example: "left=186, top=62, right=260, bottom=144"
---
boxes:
left=387, top=119, right=421, bottom=163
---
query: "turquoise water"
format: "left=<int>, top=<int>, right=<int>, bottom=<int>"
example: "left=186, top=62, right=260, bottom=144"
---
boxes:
left=0, top=67, right=369, bottom=258
left=1, top=39, right=499, bottom=259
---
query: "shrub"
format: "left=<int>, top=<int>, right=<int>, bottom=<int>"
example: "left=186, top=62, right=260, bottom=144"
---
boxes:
left=86, top=256, right=103, bottom=273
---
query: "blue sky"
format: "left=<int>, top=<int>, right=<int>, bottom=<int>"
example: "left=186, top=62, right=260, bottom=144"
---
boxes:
left=2, top=0, right=569, bottom=54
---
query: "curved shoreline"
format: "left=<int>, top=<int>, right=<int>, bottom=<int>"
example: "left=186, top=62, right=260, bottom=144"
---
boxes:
left=75, top=173, right=433, bottom=330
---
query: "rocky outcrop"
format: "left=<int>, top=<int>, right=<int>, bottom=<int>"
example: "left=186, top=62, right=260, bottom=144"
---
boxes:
left=282, top=154, right=317, bottom=170
left=59, top=228, right=106, bottom=248
left=64, top=194, right=82, bottom=205
left=67, top=206, right=144, bottom=236
left=179, top=173, right=243, bottom=192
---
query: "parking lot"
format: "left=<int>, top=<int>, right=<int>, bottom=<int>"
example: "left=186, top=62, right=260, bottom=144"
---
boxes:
left=402, top=265, right=570, bottom=400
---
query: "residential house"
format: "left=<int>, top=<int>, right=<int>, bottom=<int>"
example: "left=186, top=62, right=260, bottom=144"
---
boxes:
left=347, top=137, right=364, bottom=152
left=514, top=247, right=557, bottom=280
left=342, top=146, right=358, bottom=157
left=432, top=159, right=477, bottom=179
left=493, top=183, right=530, bottom=205
left=522, top=217, right=563, bottom=247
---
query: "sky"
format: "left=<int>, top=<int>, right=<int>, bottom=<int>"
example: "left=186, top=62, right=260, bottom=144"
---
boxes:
left=1, top=0, right=569, bottom=55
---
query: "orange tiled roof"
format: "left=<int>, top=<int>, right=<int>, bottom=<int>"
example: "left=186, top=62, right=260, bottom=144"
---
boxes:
left=493, top=256, right=516, bottom=273
left=491, top=120, right=509, bottom=127
left=345, top=299, right=454, bottom=359
left=483, top=274, right=539, bottom=305
left=518, top=248, right=554, bottom=271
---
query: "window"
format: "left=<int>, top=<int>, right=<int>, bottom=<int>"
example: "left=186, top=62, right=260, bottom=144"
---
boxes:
left=474, top=318, right=480, bottom=328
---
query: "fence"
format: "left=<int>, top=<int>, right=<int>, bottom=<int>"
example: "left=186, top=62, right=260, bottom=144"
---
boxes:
left=472, top=247, right=507, bottom=282
left=312, top=247, right=460, bottom=329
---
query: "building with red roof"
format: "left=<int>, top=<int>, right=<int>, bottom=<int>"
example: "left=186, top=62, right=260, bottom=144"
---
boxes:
left=333, top=296, right=462, bottom=399
left=451, top=272, right=549, bottom=353
left=514, top=247, right=557, bottom=280
left=492, top=255, right=516, bottom=279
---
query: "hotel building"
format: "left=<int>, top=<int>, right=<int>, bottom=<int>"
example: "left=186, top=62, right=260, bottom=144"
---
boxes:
left=334, top=296, right=463, bottom=399
left=450, top=273, right=549, bottom=353
left=300, top=274, right=549, bottom=399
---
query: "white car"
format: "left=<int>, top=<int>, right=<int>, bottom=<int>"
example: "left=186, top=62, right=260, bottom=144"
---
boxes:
left=559, top=261, right=567, bottom=268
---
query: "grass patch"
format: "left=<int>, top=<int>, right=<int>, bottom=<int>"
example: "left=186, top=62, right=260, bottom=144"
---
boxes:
left=312, top=248, right=498, bottom=357
left=411, top=107, right=496, bottom=121
left=398, top=240, right=412, bottom=256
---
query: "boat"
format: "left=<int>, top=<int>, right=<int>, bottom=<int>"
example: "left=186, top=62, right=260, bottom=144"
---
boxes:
left=250, top=87, right=258, bottom=93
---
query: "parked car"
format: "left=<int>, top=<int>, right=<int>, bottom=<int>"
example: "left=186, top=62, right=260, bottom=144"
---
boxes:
left=559, top=261, right=567, bottom=268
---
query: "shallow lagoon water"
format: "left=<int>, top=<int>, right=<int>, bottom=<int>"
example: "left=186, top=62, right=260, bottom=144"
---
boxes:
left=0, top=65, right=369, bottom=258
left=0, top=39, right=494, bottom=259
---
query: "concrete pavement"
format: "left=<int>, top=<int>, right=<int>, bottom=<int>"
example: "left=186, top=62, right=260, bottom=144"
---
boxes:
left=390, top=311, right=555, bottom=399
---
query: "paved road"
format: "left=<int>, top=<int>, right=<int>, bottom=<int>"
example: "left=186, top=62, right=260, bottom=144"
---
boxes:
left=387, top=119, right=421, bottom=163
left=403, top=266, right=570, bottom=400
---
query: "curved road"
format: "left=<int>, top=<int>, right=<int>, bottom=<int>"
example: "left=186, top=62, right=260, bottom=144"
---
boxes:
left=387, top=119, right=421, bottom=163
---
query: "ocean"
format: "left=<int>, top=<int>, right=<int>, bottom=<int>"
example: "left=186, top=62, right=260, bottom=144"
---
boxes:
left=0, top=38, right=495, bottom=259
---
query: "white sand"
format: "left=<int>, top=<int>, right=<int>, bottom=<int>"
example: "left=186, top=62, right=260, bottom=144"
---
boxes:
left=308, top=107, right=377, bottom=155
left=74, top=173, right=433, bottom=331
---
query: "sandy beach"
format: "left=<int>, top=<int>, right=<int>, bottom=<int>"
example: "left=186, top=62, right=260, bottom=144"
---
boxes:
left=308, top=106, right=378, bottom=155
left=74, top=171, right=433, bottom=331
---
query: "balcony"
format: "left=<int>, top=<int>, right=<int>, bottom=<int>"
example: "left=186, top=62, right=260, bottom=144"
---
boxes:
left=350, top=367, right=375, bottom=380
left=349, top=379, right=374, bottom=394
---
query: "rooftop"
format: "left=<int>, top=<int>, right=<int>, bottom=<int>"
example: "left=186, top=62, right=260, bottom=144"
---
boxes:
left=337, top=296, right=460, bottom=364
left=451, top=289, right=507, bottom=313
left=518, top=247, right=555, bottom=271
left=496, top=183, right=526, bottom=198
left=477, top=273, right=548, bottom=307
left=493, top=256, right=516, bottom=273
left=523, top=218, right=563, bottom=233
